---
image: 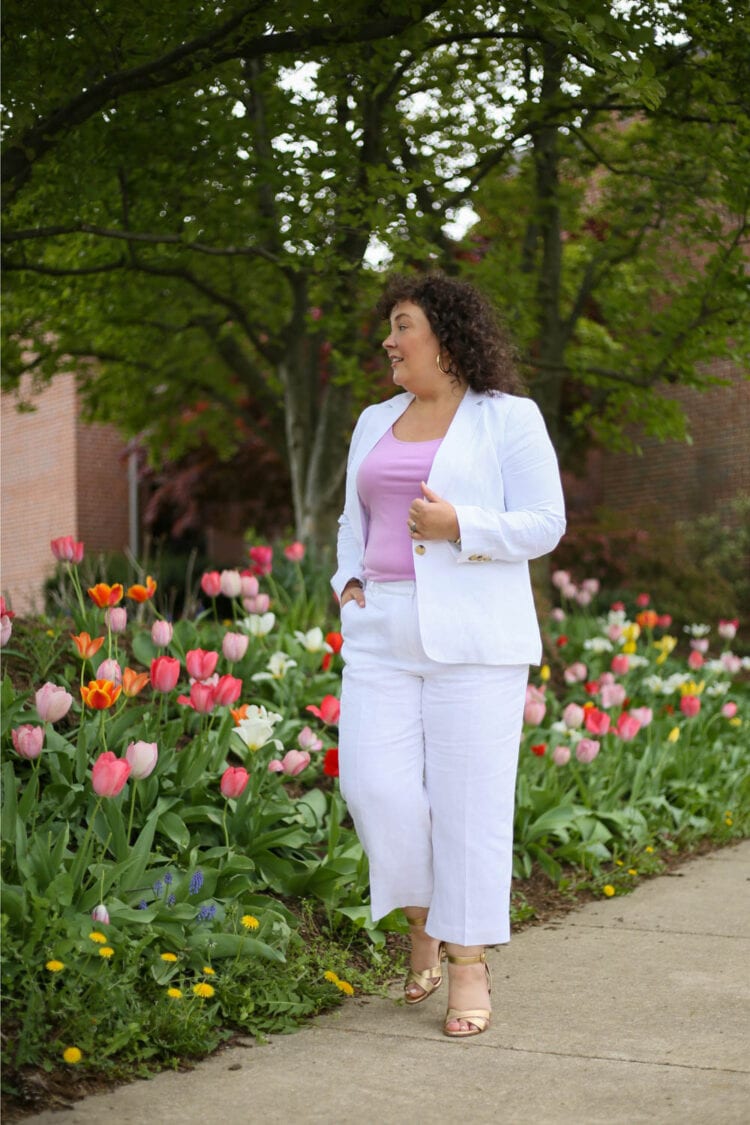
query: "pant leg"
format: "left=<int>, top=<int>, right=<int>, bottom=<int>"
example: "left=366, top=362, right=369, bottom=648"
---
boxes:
left=422, top=663, right=529, bottom=946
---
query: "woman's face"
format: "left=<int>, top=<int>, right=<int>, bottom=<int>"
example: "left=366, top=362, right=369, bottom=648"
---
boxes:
left=382, top=300, right=443, bottom=394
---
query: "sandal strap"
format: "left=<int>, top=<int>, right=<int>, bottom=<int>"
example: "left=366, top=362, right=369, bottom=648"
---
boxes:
left=446, top=951, right=486, bottom=965
left=406, top=964, right=442, bottom=986
left=444, top=1007, right=491, bottom=1021
left=407, top=915, right=428, bottom=929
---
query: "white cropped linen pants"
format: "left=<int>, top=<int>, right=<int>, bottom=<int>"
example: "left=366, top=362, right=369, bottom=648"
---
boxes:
left=338, top=580, right=528, bottom=946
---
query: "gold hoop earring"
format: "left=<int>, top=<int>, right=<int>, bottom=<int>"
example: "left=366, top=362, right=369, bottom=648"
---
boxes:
left=436, top=353, right=448, bottom=374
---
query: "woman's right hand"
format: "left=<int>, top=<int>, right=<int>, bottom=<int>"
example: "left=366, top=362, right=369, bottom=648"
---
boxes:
left=341, top=579, right=366, bottom=609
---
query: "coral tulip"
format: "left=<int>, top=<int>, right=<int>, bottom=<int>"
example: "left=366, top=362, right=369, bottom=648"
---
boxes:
left=122, top=667, right=150, bottom=697
left=305, top=694, right=341, bottom=724
left=575, top=738, right=601, bottom=764
left=12, top=724, right=44, bottom=759
left=92, top=751, right=130, bottom=797
left=150, top=656, right=180, bottom=693
left=615, top=712, right=642, bottom=741
left=283, top=541, right=305, bottom=562
left=584, top=707, right=610, bottom=736
left=222, top=632, right=249, bottom=663
left=88, top=583, right=124, bottom=608
left=680, top=695, right=701, bottom=718
left=248, top=545, right=273, bottom=576
left=212, top=675, right=243, bottom=707
left=219, top=570, right=242, bottom=598
left=186, top=649, right=219, bottom=681
left=125, top=740, right=158, bottom=779
left=35, top=682, right=74, bottom=722
left=126, top=576, right=157, bottom=603
left=71, top=632, right=105, bottom=659
left=80, top=679, right=121, bottom=709
left=200, top=571, right=221, bottom=598
left=151, top=619, right=174, bottom=647
left=220, top=766, right=249, bottom=798
left=105, top=607, right=128, bottom=633
left=688, top=650, right=704, bottom=670
left=323, top=747, right=340, bottom=777
left=51, top=536, right=84, bottom=564
left=185, top=682, right=216, bottom=713
left=611, top=654, right=629, bottom=676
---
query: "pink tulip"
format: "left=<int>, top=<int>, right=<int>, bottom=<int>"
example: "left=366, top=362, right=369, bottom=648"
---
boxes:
left=718, top=619, right=738, bottom=641
left=305, top=695, right=341, bottom=724
left=187, top=681, right=216, bottom=713
left=575, top=588, right=592, bottom=607
left=687, top=650, right=704, bottom=670
left=51, top=535, right=84, bottom=564
left=551, top=745, right=571, bottom=766
left=721, top=652, right=742, bottom=674
left=35, top=682, right=74, bottom=723
left=11, top=724, right=44, bottom=759
left=220, top=569, right=242, bottom=598
left=150, top=656, right=181, bottom=693
left=615, top=712, right=641, bottom=741
left=105, top=607, right=128, bottom=633
left=563, top=662, right=588, bottom=684
left=220, top=766, right=250, bottom=798
left=680, top=695, right=701, bottom=718
left=550, top=607, right=566, bottom=623
left=575, top=738, right=601, bottom=764
left=279, top=750, right=310, bottom=776
left=298, top=725, right=323, bottom=751
left=1, top=613, right=12, bottom=647
left=92, top=751, right=130, bottom=797
left=97, top=658, right=122, bottom=686
left=608, top=623, right=624, bottom=642
left=584, top=707, right=610, bottom=736
left=721, top=701, right=738, bottom=719
left=283, top=541, right=306, bottom=562
left=248, top=545, right=273, bottom=577
left=125, top=740, right=158, bottom=779
left=267, top=759, right=285, bottom=773
left=91, top=904, right=110, bottom=925
left=200, top=571, right=222, bottom=598
left=243, top=593, right=271, bottom=614
left=240, top=571, right=259, bottom=598
left=523, top=684, right=546, bottom=726
left=600, top=682, right=627, bottom=709
left=562, top=703, right=585, bottom=729
left=635, top=593, right=650, bottom=607
left=222, top=631, right=249, bottom=663
left=551, top=570, right=571, bottom=590
left=561, top=582, right=578, bottom=599
left=657, top=614, right=672, bottom=628
left=690, top=638, right=709, bottom=654
left=212, top=675, right=243, bottom=707
left=151, top=620, right=174, bottom=647
left=611, top=654, right=629, bottom=676
left=630, top=706, right=653, bottom=728
left=186, top=649, right=219, bottom=682
left=581, top=578, right=600, bottom=595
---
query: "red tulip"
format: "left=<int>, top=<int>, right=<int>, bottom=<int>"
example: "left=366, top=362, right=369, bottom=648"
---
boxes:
left=80, top=679, right=121, bottom=709
left=186, top=649, right=219, bottom=681
left=92, top=751, right=130, bottom=797
left=305, top=695, right=341, bottom=725
left=530, top=743, right=547, bottom=757
left=323, top=747, right=340, bottom=777
left=51, top=536, right=84, bottom=564
left=220, top=766, right=249, bottom=798
left=248, top=545, right=273, bottom=577
left=212, top=675, right=243, bottom=707
left=150, top=656, right=181, bottom=693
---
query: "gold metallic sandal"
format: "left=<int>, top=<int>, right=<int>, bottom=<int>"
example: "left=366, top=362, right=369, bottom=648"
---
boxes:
left=404, top=916, right=444, bottom=1005
left=443, top=951, right=492, bottom=1037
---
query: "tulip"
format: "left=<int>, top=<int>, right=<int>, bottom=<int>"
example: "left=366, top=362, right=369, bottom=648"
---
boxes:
left=71, top=632, right=106, bottom=659
left=12, top=724, right=44, bottom=759
left=150, top=656, right=180, bottom=693
left=96, top=659, right=122, bottom=686
left=562, top=703, right=585, bottom=729
left=657, top=614, right=672, bottom=628
left=530, top=743, right=546, bottom=757
left=92, top=751, right=130, bottom=797
left=690, top=638, right=709, bottom=654
left=523, top=685, right=546, bottom=726
left=615, top=712, right=642, bottom=741
left=551, top=745, right=571, bottom=767
left=608, top=623, right=624, bottom=642
left=687, top=650, right=704, bottom=670
left=721, top=701, right=738, bottom=719
left=277, top=750, right=310, bottom=776
left=600, top=683, right=627, bottom=709
left=151, top=620, right=174, bottom=647
left=635, top=593, right=650, bottom=607
left=127, top=576, right=157, bottom=603
left=611, top=654, right=629, bottom=676
left=718, top=619, right=738, bottom=641
left=212, top=674, right=243, bottom=707
left=305, top=694, right=341, bottom=725
left=186, top=648, right=219, bottom=682
left=563, top=662, right=588, bottom=684
left=243, top=595, right=271, bottom=616
left=721, top=652, right=742, bottom=673
left=235, top=705, right=283, bottom=751
left=80, top=679, right=122, bottom=709
left=185, top=682, right=216, bottom=713
left=35, top=682, right=74, bottom=723
left=105, top=607, right=128, bottom=633
left=218, top=570, right=242, bottom=598
left=584, top=707, right=610, bottom=736
left=124, top=740, right=158, bottom=779
left=220, top=766, right=250, bottom=798
left=575, top=588, right=592, bottom=607
left=283, top=541, right=305, bottom=562
left=294, top=627, right=332, bottom=654
left=222, top=631, right=249, bottom=663
left=630, top=706, right=653, bottom=728
left=581, top=578, right=600, bottom=595
left=267, top=759, right=285, bottom=773
left=298, top=725, right=323, bottom=751
left=323, top=747, right=340, bottom=777
left=122, top=667, right=150, bottom=697
left=575, top=738, right=601, bottom=764
left=91, top=904, right=110, bottom=925
left=550, top=607, right=566, bottom=622
left=610, top=601, right=626, bottom=612
left=51, top=536, right=84, bottom=564
left=248, top=545, right=273, bottom=576
left=561, top=582, right=578, bottom=599
left=1, top=611, right=12, bottom=647
left=551, top=570, right=571, bottom=590
left=88, top=582, right=124, bottom=608
left=680, top=695, right=701, bottom=718
left=636, top=610, right=658, bottom=629
left=200, top=571, right=222, bottom=598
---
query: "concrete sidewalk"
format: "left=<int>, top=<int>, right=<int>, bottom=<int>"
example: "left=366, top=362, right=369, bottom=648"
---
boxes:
left=29, top=842, right=750, bottom=1125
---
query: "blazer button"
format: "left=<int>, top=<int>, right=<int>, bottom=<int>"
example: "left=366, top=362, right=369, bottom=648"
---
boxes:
left=414, top=544, right=426, bottom=555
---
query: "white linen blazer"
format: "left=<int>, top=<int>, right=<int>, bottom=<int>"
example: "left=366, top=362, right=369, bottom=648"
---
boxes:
left=331, top=388, right=566, bottom=666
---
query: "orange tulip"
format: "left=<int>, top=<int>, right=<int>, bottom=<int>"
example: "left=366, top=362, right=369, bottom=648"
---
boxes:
left=126, top=576, right=157, bottom=603
left=636, top=610, right=659, bottom=630
left=230, top=703, right=249, bottom=725
left=88, top=583, right=124, bottom=608
left=71, top=632, right=106, bottom=659
left=122, top=667, right=150, bottom=697
left=80, top=679, right=122, bottom=709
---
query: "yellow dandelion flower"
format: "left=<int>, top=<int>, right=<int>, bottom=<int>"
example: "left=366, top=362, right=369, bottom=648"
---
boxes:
left=335, top=979, right=354, bottom=996
left=167, top=988, right=183, bottom=999
left=729, top=717, right=742, bottom=727
left=46, top=629, right=56, bottom=638
left=99, top=946, right=114, bottom=958
left=88, top=931, right=107, bottom=944
left=202, top=966, right=216, bottom=975
left=645, top=846, right=654, bottom=853
left=63, top=1046, right=82, bottom=1064
left=725, top=817, right=734, bottom=827
left=192, top=982, right=215, bottom=999
left=539, top=664, right=551, bottom=682
left=614, top=859, right=623, bottom=867
left=323, top=970, right=339, bottom=983
left=628, top=868, right=638, bottom=876
left=240, top=915, right=259, bottom=930
left=667, top=727, right=680, bottom=743
left=160, top=952, right=178, bottom=962
left=45, top=960, right=65, bottom=972
left=603, top=885, right=616, bottom=897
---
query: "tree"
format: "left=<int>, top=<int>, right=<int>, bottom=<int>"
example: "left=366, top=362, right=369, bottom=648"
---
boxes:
left=3, top=1, right=748, bottom=545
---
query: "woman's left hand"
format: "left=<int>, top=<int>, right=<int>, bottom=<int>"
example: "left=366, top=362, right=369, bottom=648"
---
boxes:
left=408, top=482, right=460, bottom=542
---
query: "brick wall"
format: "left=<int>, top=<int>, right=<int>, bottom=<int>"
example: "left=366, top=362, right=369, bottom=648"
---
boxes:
left=1, top=374, right=131, bottom=615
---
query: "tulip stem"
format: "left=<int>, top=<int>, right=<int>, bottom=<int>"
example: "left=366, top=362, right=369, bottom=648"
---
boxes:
left=222, top=806, right=230, bottom=852
left=126, top=782, right=137, bottom=845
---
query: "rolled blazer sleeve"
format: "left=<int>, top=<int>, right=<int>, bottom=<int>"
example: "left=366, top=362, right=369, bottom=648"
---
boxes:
left=454, top=398, right=566, bottom=563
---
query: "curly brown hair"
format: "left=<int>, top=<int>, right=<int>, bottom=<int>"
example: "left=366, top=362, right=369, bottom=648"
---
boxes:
left=375, top=272, right=525, bottom=395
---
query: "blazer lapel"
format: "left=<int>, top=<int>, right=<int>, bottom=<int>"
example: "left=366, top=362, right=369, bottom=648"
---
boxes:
left=427, top=388, right=486, bottom=494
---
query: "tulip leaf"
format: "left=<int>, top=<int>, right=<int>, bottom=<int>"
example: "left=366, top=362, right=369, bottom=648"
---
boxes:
left=186, top=931, right=285, bottom=963
left=1, top=762, right=18, bottom=844
left=157, top=811, right=190, bottom=850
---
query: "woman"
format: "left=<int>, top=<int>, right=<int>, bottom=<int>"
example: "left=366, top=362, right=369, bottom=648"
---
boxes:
left=331, top=273, right=565, bottom=1037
